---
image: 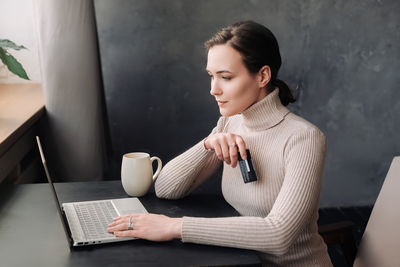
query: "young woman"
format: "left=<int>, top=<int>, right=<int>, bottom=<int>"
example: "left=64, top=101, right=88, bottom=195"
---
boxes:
left=108, top=21, right=332, bottom=266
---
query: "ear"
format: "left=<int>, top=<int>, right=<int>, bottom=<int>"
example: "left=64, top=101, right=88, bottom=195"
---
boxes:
left=257, top=65, right=271, bottom=88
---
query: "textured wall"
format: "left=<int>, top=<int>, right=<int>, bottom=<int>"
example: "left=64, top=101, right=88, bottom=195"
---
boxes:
left=94, top=0, right=400, bottom=207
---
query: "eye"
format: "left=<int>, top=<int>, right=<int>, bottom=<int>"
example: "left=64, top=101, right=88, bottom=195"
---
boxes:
left=222, top=76, right=232, bottom=80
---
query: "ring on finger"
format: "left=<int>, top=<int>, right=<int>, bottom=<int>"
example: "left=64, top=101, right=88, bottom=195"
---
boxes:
left=127, top=217, right=134, bottom=230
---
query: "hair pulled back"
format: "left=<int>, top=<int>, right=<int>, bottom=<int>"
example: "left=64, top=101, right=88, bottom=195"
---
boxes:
left=205, top=21, right=295, bottom=106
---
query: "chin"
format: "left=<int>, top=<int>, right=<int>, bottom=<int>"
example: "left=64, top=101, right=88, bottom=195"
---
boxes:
left=219, top=108, right=236, bottom=117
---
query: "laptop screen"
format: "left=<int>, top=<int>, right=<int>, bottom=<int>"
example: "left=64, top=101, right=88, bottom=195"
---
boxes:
left=36, top=136, right=73, bottom=248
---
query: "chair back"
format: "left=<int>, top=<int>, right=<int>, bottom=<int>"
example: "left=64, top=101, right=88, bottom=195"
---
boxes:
left=354, top=156, right=400, bottom=267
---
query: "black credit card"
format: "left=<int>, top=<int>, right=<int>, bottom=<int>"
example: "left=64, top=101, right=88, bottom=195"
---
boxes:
left=238, top=149, right=258, bottom=183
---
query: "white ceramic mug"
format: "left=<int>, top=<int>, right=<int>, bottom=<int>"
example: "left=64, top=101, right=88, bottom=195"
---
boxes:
left=121, top=152, right=162, bottom=197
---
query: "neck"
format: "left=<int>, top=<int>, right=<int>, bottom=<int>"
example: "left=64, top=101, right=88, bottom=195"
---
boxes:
left=241, top=88, right=290, bottom=131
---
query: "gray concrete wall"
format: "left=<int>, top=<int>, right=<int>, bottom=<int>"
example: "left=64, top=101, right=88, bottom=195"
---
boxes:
left=94, top=0, right=400, bottom=207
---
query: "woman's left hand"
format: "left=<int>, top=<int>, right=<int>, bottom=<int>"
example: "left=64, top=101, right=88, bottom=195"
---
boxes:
left=107, top=213, right=182, bottom=242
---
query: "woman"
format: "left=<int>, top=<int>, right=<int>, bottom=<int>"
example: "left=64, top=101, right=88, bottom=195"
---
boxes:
left=108, top=21, right=332, bottom=266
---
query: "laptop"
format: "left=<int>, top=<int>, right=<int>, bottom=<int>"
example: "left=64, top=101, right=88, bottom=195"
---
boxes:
left=36, top=136, right=148, bottom=248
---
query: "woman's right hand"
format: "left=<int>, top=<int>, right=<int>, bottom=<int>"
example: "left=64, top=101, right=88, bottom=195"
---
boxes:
left=204, top=133, right=247, bottom=168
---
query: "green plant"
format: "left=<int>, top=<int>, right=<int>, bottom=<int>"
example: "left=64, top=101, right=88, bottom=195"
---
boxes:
left=0, top=39, right=29, bottom=80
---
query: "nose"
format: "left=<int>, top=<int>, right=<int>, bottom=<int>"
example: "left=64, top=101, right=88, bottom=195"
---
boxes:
left=210, top=79, right=222, bottom=96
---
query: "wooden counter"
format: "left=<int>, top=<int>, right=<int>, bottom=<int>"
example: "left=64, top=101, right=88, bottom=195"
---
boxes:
left=0, top=83, right=45, bottom=183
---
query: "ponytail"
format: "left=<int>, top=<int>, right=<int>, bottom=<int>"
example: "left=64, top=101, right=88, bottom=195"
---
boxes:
left=271, top=79, right=296, bottom=106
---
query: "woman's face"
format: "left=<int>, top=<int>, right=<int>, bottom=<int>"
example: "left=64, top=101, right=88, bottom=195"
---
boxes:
left=206, top=44, right=268, bottom=117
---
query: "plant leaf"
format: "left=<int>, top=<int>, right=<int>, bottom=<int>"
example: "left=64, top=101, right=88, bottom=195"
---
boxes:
left=0, top=39, right=27, bottom=50
left=0, top=47, right=30, bottom=80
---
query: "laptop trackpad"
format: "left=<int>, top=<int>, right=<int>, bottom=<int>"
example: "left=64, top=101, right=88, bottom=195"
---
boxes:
left=112, top=198, right=148, bottom=216
left=120, top=209, right=146, bottom=215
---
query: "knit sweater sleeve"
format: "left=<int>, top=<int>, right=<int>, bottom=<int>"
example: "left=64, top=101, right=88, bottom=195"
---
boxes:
left=181, top=127, right=326, bottom=256
left=154, top=117, right=227, bottom=199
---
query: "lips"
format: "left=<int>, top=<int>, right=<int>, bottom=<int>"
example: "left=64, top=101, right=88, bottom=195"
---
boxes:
left=216, top=100, right=228, bottom=106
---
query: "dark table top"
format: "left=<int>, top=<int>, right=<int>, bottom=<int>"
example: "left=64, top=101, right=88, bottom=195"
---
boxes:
left=0, top=181, right=260, bottom=267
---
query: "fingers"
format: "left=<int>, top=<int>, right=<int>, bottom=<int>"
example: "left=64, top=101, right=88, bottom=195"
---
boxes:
left=207, top=133, right=247, bottom=167
left=226, top=133, right=238, bottom=167
left=114, top=230, right=136, bottom=237
left=107, top=222, right=130, bottom=233
left=109, top=215, right=129, bottom=226
left=213, top=143, right=223, bottom=161
left=108, top=215, right=136, bottom=233
left=235, top=136, right=247, bottom=160
left=221, top=141, right=231, bottom=165
left=212, top=134, right=230, bottom=164
left=229, top=144, right=238, bottom=167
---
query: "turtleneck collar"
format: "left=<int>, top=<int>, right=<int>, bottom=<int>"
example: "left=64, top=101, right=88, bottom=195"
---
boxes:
left=241, top=88, right=290, bottom=131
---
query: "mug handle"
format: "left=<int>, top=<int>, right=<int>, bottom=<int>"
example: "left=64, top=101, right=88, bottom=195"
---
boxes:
left=150, top=156, right=162, bottom=182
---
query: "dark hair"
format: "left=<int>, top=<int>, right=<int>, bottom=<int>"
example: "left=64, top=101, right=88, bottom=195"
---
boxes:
left=205, top=21, right=295, bottom=106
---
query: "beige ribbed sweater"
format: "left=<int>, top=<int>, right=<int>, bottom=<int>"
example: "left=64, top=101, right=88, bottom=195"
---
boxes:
left=155, top=89, right=333, bottom=266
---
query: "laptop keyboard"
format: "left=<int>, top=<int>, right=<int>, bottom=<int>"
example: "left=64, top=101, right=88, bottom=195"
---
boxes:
left=74, top=201, right=118, bottom=240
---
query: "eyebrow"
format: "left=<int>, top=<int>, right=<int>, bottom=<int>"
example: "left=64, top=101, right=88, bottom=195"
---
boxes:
left=206, top=69, right=233, bottom=74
